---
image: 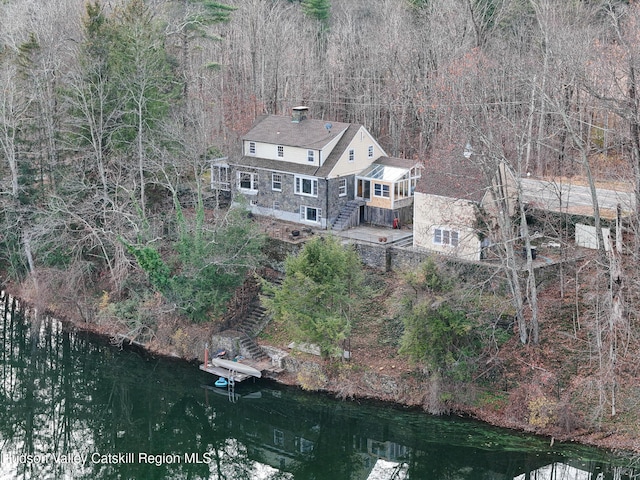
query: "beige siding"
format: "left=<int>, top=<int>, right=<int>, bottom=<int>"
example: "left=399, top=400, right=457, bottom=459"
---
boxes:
left=368, top=181, right=393, bottom=209
left=243, top=127, right=346, bottom=167
left=413, top=192, right=481, bottom=260
left=328, top=126, right=386, bottom=178
left=244, top=140, right=318, bottom=165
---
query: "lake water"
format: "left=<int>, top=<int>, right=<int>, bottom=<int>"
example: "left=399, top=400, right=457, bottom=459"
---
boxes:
left=0, top=292, right=637, bottom=480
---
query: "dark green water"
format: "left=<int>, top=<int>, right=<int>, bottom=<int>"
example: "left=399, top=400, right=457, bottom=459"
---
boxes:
left=0, top=293, right=637, bottom=480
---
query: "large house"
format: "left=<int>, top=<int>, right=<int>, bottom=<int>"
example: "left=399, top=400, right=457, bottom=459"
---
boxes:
left=213, top=106, right=422, bottom=230
left=413, top=154, right=516, bottom=260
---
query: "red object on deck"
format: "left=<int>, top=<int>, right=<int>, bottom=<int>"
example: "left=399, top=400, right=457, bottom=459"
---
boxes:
left=393, top=218, right=399, bottom=229
left=204, top=347, right=209, bottom=366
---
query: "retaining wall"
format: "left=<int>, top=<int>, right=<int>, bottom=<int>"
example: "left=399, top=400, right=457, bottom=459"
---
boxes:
left=264, top=235, right=564, bottom=294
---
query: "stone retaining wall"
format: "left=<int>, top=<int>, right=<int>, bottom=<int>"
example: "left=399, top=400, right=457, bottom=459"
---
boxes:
left=265, top=235, right=563, bottom=294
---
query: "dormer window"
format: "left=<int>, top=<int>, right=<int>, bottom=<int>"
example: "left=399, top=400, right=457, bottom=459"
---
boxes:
left=248, top=142, right=256, bottom=155
left=307, top=150, right=315, bottom=162
left=277, top=145, right=284, bottom=158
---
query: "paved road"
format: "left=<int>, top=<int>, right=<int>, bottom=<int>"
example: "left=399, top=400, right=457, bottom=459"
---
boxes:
left=520, top=178, right=635, bottom=216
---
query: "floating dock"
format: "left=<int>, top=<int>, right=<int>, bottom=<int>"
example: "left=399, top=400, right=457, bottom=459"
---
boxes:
left=199, top=357, right=263, bottom=383
left=199, top=345, right=285, bottom=386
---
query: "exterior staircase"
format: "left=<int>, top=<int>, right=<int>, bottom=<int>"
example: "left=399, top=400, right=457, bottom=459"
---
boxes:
left=239, top=333, right=269, bottom=362
left=235, top=275, right=283, bottom=362
left=331, top=200, right=364, bottom=231
left=237, top=302, right=270, bottom=361
left=238, top=302, right=268, bottom=337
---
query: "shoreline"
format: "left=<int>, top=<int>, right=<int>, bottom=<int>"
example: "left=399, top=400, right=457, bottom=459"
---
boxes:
left=8, top=288, right=640, bottom=456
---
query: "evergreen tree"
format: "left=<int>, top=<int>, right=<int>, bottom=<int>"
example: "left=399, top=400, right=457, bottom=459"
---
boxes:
left=302, top=0, right=330, bottom=28
left=168, top=0, right=235, bottom=109
left=180, top=0, right=235, bottom=37
left=71, top=1, right=182, bottom=210
left=264, top=236, right=365, bottom=359
left=399, top=260, right=482, bottom=380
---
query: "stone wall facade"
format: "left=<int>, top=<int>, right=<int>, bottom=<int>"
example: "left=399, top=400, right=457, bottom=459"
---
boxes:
left=235, top=166, right=356, bottom=229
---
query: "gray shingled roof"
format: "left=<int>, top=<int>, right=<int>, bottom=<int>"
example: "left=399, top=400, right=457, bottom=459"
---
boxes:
left=242, top=115, right=351, bottom=150
left=416, top=156, right=488, bottom=203
left=315, top=124, right=361, bottom=177
left=234, top=116, right=363, bottom=179
left=230, top=155, right=319, bottom=176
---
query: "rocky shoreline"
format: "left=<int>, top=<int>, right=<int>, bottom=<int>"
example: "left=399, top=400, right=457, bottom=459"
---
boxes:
left=263, top=346, right=640, bottom=456
left=11, top=284, right=640, bottom=457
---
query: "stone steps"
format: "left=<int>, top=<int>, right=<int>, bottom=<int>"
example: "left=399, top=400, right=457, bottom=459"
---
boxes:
left=235, top=276, right=283, bottom=361
left=239, top=334, right=269, bottom=362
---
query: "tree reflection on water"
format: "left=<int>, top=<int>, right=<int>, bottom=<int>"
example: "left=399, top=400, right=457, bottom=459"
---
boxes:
left=0, top=292, right=635, bottom=480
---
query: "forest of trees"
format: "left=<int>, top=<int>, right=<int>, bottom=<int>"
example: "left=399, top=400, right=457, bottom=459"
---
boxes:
left=3, top=0, right=640, bottom=430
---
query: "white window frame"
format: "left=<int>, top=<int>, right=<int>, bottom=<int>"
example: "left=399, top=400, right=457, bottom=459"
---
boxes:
left=307, top=150, right=315, bottom=162
left=272, top=173, right=282, bottom=191
left=277, top=145, right=284, bottom=158
left=373, top=183, right=390, bottom=198
left=338, top=178, right=347, bottom=197
left=433, top=228, right=459, bottom=247
left=348, top=149, right=355, bottom=162
left=300, top=205, right=321, bottom=223
left=238, top=171, right=258, bottom=193
left=211, top=164, right=230, bottom=191
left=368, top=145, right=374, bottom=158
left=248, top=142, right=256, bottom=155
left=294, top=176, right=318, bottom=197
